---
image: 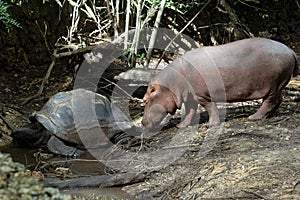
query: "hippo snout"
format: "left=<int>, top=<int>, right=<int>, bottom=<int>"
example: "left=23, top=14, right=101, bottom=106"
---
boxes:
left=141, top=117, right=152, bottom=129
left=142, top=103, right=168, bottom=130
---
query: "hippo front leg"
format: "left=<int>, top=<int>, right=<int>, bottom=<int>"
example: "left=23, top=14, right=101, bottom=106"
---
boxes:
left=176, top=100, right=198, bottom=128
left=200, top=100, right=220, bottom=126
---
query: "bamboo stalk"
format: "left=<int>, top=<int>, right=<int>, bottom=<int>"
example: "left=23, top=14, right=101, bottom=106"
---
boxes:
left=130, top=0, right=142, bottom=68
left=144, top=0, right=166, bottom=69
left=115, top=0, right=120, bottom=38
left=124, top=0, right=131, bottom=50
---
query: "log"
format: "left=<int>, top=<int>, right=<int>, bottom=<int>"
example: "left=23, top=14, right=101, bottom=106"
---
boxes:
left=44, top=172, right=146, bottom=189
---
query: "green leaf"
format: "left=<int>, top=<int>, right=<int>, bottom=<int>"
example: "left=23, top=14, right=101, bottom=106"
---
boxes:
left=0, top=0, right=21, bottom=31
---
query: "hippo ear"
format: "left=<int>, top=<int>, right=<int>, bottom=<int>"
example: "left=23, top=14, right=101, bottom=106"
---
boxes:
left=149, top=85, right=157, bottom=97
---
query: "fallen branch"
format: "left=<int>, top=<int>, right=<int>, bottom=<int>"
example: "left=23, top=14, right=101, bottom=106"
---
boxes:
left=53, top=45, right=95, bottom=59
left=44, top=172, right=146, bottom=189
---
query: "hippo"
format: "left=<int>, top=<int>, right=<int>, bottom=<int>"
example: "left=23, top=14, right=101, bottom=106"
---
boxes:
left=142, top=38, right=298, bottom=129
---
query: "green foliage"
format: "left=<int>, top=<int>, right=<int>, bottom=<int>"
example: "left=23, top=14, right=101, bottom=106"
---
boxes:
left=144, top=0, right=204, bottom=14
left=238, top=0, right=260, bottom=3
left=0, top=0, right=21, bottom=31
left=165, top=0, right=203, bottom=14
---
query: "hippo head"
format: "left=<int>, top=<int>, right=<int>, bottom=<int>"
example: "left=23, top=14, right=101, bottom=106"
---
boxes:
left=142, top=83, right=178, bottom=130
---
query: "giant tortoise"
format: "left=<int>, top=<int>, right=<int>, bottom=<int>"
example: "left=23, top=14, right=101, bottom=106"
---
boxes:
left=12, top=89, right=137, bottom=157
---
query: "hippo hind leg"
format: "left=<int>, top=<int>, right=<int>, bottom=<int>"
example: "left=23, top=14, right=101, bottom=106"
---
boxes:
left=248, top=91, right=283, bottom=120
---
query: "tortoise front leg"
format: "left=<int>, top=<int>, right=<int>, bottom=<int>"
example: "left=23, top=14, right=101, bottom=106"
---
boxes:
left=47, top=136, right=83, bottom=158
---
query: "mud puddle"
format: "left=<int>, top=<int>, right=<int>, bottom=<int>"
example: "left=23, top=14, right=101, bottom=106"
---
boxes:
left=1, top=146, right=38, bottom=166
left=1, top=146, right=133, bottom=199
left=63, top=187, right=133, bottom=199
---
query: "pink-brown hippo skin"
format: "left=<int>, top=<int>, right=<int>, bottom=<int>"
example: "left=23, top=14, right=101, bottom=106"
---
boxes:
left=142, top=38, right=298, bottom=129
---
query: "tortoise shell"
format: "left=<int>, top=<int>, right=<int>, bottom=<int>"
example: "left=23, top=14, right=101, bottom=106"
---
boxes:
left=33, top=89, right=132, bottom=148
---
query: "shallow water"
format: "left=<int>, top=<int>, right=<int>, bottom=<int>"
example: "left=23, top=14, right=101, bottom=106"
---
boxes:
left=1, top=146, right=38, bottom=167
left=1, top=146, right=134, bottom=199
left=64, top=187, right=133, bottom=199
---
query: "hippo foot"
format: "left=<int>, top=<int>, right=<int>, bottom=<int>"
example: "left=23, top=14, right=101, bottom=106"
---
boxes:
left=207, top=121, right=221, bottom=127
left=207, top=117, right=221, bottom=127
left=176, top=119, right=196, bottom=128
left=176, top=122, right=189, bottom=129
left=176, top=115, right=199, bottom=128
left=248, top=113, right=266, bottom=121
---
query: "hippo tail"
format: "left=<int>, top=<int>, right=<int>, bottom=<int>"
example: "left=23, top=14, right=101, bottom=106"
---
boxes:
left=293, top=53, right=299, bottom=77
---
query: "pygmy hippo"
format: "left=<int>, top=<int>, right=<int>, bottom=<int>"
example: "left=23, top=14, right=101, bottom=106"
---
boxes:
left=142, top=38, right=298, bottom=129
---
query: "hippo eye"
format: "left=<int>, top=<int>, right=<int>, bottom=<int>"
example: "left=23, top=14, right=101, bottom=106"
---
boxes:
left=149, top=86, right=156, bottom=93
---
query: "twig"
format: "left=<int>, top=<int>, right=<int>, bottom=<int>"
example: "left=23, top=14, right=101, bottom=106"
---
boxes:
left=162, top=144, right=198, bottom=150
left=1, top=104, right=27, bottom=115
left=22, top=49, right=57, bottom=105
left=242, top=189, right=269, bottom=200
left=237, top=0, right=265, bottom=11
left=35, top=20, right=51, bottom=55
left=0, top=114, right=15, bottom=131
left=155, top=0, right=212, bottom=68
left=18, top=48, right=31, bottom=68
left=102, top=77, right=143, bottom=102
left=197, top=22, right=228, bottom=29
left=293, top=179, right=300, bottom=189
left=125, top=132, right=144, bottom=168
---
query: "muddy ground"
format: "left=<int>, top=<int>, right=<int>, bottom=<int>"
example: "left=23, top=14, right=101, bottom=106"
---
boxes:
left=124, top=84, right=300, bottom=199
left=0, top=39, right=300, bottom=199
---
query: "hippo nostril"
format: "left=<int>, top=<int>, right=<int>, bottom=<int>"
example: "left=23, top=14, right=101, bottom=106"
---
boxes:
left=141, top=118, right=151, bottom=128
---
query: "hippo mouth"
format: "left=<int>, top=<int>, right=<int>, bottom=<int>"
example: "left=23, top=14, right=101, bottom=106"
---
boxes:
left=142, top=112, right=168, bottom=131
left=141, top=114, right=162, bottom=130
left=141, top=121, right=162, bottom=132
